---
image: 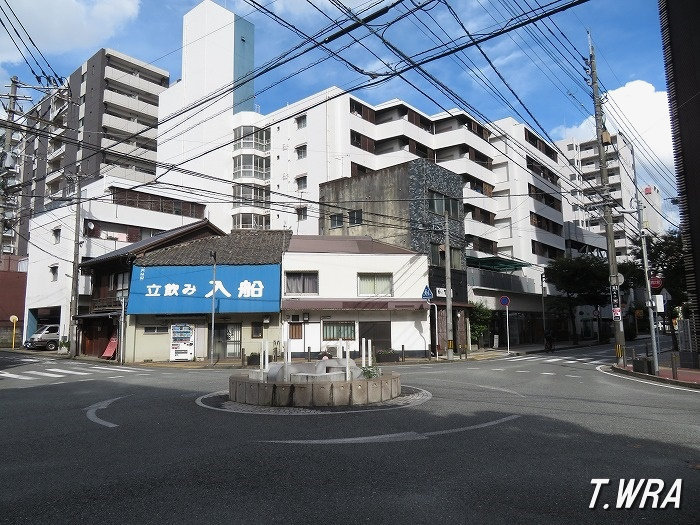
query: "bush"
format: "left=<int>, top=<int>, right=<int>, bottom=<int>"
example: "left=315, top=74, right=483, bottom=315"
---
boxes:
left=361, top=366, right=380, bottom=379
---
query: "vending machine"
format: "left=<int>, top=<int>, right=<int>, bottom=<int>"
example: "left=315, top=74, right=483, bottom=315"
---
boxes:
left=170, top=323, right=195, bottom=361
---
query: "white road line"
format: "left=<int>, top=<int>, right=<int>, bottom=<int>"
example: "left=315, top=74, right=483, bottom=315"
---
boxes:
left=575, top=358, right=592, bottom=361
left=45, top=368, right=91, bottom=375
left=89, top=366, right=141, bottom=373
left=136, top=373, right=150, bottom=376
left=563, top=360, right=577, bottom=364
left=514, top=356, right=540, bottom=361
left=107, top=375, right=124, bottom=379
left=24, top=370, right=65, bottom=378
left=515, top=370, right=530, bottom=373
left=540, top=372, right=555, bottom=375
left=20, top=358, right=40, bottom=362
left=84, top=396, right=128, bottom=428
left=465, top=367, right=480, bottom=370
left=596, top=365, right=700, bottom=393
left=565, top=374, right=581, bottom=378
left=0, top=370, right=35, bottom=380
left=543, top=358, right=562, bottom=363
left=491, top=368, right=505, bottom=371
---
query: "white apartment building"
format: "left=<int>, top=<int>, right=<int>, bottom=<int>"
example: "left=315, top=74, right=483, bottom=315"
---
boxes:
left=20, top=48, right=209, bottom=340
left=557, top=133, right=663, bottom=261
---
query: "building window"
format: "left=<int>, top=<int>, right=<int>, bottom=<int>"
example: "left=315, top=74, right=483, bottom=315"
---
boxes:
left=330, top=213, right=343, bottom=229
left=296, top=207, right=307, bottom=221
left=430, top=244, right=462, bottom=269
left=428, top=190, right=459, bottom=218
left=232, top=213, right=270, bottom=230
left=295, top=115, right=307, bottom=129
left=349, top=209, right=362, bottom=225
left=232, top=184, right=269, bottom=209
left=296, top=175, right=307, bottom=190
left=285, top=272, right=319, bottom=294
left=296, top=144, right=307, bottom=160
left=323, top=321, right=355, bottom=340
left=52, top=228, right=61, bottom=244
left=251, top=322, right=263, bottom=339
left=289, top=323, right=303, bottom=340
left=110, top=271, right=130, bottom=298
left=358, top=273, right=393, bottom=296
left=49, top=264, right=58, bottom=282
left=144, top=326, right=168, bottom=334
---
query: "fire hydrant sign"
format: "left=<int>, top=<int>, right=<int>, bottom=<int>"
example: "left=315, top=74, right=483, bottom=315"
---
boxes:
left=127, top=264, right=281, bottom=314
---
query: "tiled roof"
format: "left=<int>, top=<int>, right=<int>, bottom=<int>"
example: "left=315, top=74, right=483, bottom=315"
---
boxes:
left=80, top=219, right=225, bottom=268
left=287, top=235, right=417, bottom=255
left=137, top=229, right=293, bottom=266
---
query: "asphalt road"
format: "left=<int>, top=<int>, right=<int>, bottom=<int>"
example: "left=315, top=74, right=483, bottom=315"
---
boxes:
left=0, top=344, right=697, bottom=524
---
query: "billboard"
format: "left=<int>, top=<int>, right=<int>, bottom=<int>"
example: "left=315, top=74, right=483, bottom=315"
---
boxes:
left=126, top=264, right=280, bottom=314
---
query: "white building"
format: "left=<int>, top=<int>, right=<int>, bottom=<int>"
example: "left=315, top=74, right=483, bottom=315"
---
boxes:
left=282, top=235, right=430, bottom=357
left=557, top=133, right=662, bottom=261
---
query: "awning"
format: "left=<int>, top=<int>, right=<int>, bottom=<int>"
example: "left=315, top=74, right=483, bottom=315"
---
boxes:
left=465, top=256, right=530, bottom=272
left=74, top=312, right=121, bottom=320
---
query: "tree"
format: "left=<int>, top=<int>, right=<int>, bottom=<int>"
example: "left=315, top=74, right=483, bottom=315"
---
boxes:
left=469, top=302, right=492, bottom=349
left=543, top=255, right=609, bottom=344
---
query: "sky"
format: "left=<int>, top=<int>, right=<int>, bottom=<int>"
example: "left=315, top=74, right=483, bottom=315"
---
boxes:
left=0, top=0, right=678, bottom=226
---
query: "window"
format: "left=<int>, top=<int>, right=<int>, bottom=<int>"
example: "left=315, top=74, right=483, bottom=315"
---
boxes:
left=296, top=115, right=307, bottom=129
left=110, top=271, right=130, bottom=298
left=49, top=264, right=58, bottom=282
left=428, top=190, right=459, bottom=218
left=289, top=323, right=303, bottom=340
left=296, top=175, right=307, bottom=191
left=232, top=213, right=270, bottom=230
left=330, top=213, right=343, bottom=229
left=232, top=184, right=269, bottom=208
left=429, top=244, right=462, bottom=269
left=251, top=322, right=263, bottom=339
left=52, top=228, right=61, bottom=244
left=296, top=207, right=307, bottom=221
left=144, top=326, right=168, bottom=334
left=358, top=273, right=393, bottom=296
left=233, top=154, right=270, bottom=180
left=323, top=321, right=355, bottom=340
left=296, top=144, right=307, bottom=160
left=349, top=209, right=362, bottom=225
left=285, top=272, right=319, bottom=294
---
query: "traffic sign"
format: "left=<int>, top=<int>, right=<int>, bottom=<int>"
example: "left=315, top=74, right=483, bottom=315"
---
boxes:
left=421, top=286, right=433, bottom=300
left=609, top=273, right=625, bottom=286
left=499, top=295, right=510, bottom=307
left=650, top=276, right=663, bottom=289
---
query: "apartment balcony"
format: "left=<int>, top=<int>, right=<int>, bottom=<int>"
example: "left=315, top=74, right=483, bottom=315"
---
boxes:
left=101, top=138, right=156, bottom=163
left=91, top=295, right=123, bottom=312
left=102, top=113, right=157, bottom=141
left=466, top=267, right=536, bottom=294
left=103, top=88, right=159, bottom=118
left=100, top=163, right=156, bottom=183
left=47, top=143, right=66, bottom=163
left=105, top=66, right=166, bottom=97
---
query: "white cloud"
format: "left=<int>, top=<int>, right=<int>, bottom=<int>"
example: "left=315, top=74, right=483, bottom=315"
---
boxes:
left=0, top=0, right=140, bottom=65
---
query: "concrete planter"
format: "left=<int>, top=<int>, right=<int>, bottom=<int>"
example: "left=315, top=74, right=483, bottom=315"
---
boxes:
left=228, top=373, right=401, bottom=407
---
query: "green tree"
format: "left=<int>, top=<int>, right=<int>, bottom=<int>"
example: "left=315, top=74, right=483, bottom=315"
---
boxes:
left=543, top=255, right=609, bottom=344
left=469, top=302, right=492, bottom=349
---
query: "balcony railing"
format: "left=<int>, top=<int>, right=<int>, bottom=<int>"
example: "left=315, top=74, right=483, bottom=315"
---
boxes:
left=91, top=296, right=123, bottom=312
left=467, top=267, right=536, bottom=294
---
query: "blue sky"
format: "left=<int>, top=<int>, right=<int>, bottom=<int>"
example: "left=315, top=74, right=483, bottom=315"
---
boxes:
left=0, top=0, right=677, bottom=223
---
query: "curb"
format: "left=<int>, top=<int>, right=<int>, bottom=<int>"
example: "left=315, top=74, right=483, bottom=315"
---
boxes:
left=610, top=365, right=700, bottom=389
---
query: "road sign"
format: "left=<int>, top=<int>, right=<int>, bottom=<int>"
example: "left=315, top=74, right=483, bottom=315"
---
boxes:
left=650, top=276, right=663, bottom=289
left=610, top=285, right=622, bottom=321
left=421, top=285, right=433, bottom=300
left=609, top=273, right=625, bottom=286
left=499, top=296, right=510, bottom=307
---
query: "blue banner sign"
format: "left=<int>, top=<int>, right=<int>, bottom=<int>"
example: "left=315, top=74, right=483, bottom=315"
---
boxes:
left=127, top=264, right=281, bottom=314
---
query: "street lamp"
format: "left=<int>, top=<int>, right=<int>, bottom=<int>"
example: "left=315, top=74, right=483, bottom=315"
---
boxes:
left=210, top=250, right=217, bottom=366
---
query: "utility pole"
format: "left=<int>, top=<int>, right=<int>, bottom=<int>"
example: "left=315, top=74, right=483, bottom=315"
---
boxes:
left=68, top=172, right=82, bottom=357
left=629, top=142, right=659, bottom=374
left=587, top=34, right=625, bottom=366
left=0, top=76, right=18, bottom=247
left=445, top=210, right=454, bottom=360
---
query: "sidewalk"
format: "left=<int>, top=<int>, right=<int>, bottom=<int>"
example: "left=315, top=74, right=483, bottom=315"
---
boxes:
left=612, top=363, right=700, bottom=389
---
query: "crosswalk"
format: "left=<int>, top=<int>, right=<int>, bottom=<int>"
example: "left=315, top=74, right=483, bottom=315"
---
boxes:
left=496, top=354, right=613, bottom=365
left=0, top=364, right=153, bottom=383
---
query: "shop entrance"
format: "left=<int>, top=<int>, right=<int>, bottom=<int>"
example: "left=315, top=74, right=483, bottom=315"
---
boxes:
left=358, top=321, right=391, bottom=352
left=226, top=323, right=242, bottom=358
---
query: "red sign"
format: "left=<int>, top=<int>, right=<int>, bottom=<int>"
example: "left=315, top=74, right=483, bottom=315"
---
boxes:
left=650, top=276, right=663, bottom=289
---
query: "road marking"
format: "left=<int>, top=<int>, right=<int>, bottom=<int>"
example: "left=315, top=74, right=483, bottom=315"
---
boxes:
left=575, top=358, right=592, bottom=361
left=0, top=370, right=35, bottom=380
left=20, top=358, right=40, bottom=362
left=136, top=373, right=151, bottom=376
left=263, top=415, right=521, bottom=444
left=491, top=368, right=505, bottom=371
left=465, top=367, right=480, bottom=370
left=563, top=360, right=577, bottom=363
left=107, top=375, right=124, bottom=379
left=516, top=356, right=540, bottom=361
left=46, top=368, right=90, bottom=375
left=515, top=370, right=530, bottom=373
left=24, top=370, right=65, bottom=378
left=596, top=365, right=700, bottom=393
left=540, top=372, right=555, bottom=375
left=84, top=396, right=128, bottom=428
left=565, top=374, right=581, bottom=378
left=89, top=366, right=141, bottom=373
left=543, top=358, right=562, bottom=363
